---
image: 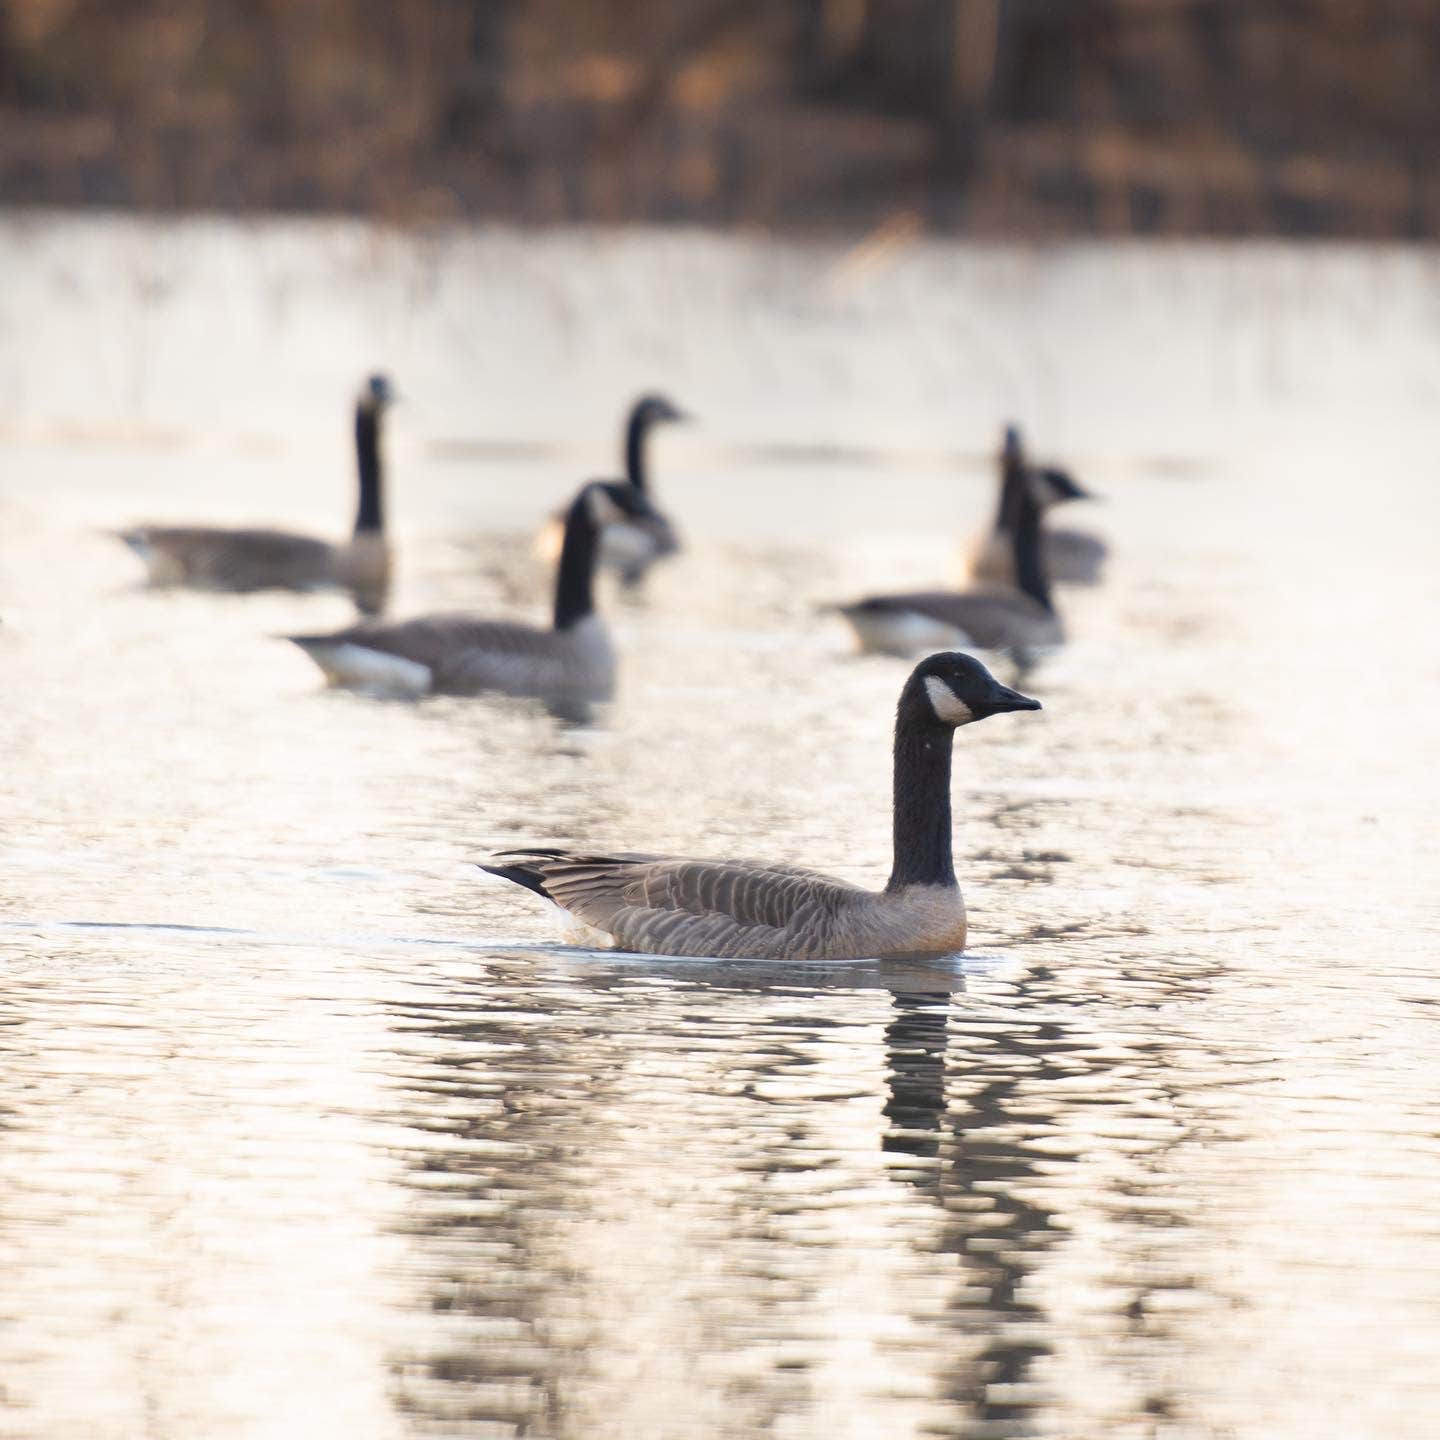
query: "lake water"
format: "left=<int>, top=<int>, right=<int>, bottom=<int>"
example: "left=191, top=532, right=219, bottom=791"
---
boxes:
left=1, top=216, right=1438, bottom=1439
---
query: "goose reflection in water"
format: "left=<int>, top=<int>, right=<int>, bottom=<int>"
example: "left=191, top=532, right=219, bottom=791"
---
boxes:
left=879, top=977, right=1241, bottom=1433
left=876, top=985, right=1060, bottom=1429
left=371, top=945, right=1237, bottom=1437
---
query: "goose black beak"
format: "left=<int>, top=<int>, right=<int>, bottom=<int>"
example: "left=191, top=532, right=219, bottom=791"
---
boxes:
left=1040, top=467, right=1092, bottom=504
left=985, top=683, right=1042, bottom=715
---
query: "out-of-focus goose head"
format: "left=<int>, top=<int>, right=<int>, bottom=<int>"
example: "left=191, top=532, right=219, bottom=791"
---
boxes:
left=1002, top=424, right=1024, bottom=467
left=625, top=394, right=689, bottom=495
left=903, top=650, right=1043, bottom=729
left=1003, top=424, right=1089, bottom=509
left=632, top=393, right=689, bottom=429
left=357, top=372, right=398, bottom=414
left=1028, top=465, right=1091, bottom=510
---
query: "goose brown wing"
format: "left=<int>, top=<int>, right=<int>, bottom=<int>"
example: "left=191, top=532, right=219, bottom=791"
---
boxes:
left=488, top=850, right=872, bottom=960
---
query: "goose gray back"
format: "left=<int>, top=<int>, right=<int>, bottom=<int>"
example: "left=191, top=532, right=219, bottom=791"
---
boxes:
left=286, top=479, right=653, bottom=700
left=479, top=652, right=1041, bottom=961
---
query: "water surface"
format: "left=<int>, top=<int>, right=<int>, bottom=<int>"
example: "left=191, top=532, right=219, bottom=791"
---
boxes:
left=1, top=218, right=1438, bottom=1439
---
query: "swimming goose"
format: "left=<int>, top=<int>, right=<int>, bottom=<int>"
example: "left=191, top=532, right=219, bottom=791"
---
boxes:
left=480, top=651, right=1040, bottom=961
left=117, top=374, right=397, bottom=609
left=969, top=426, right=1105, bottom=586
left=286, top=479, right=655, bottom=700
left=836, top=458, right=1062, bottom=659
left=538, top=394, right=688, bottom=581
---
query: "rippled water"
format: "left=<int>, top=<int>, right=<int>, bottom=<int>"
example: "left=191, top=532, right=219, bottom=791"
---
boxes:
left=2, top=218, right=1439, bottom=1439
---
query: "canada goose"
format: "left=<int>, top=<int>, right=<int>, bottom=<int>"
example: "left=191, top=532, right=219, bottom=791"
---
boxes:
left=538, top=394, right=688, bottom=581
left=479, top=651, right=1041, bottom=961
left=969, top=426, right=1105, bottom=586
left=836, top=458, right=1062, bottom=659
left=286, top=479, right=655, bottom=700
left=117, top=375, right=397, bottom=610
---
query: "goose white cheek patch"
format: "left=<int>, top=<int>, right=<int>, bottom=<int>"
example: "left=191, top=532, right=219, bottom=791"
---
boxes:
left=924, top=675, right=975, bottom=724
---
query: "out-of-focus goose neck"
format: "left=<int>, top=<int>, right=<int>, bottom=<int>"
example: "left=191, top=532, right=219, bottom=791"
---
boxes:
left=353, top=398, right=384, bottom=536
left=994, top=426, right=1027, bottom=532
left=886, top=681, right=957, bottom=893
left=624, top=402, right=652, bottom=493
left=1011, top=478, right=1053, bottom=616
left=553, top=491, right=602, bottom=631
left=996, top=454, right=1027, bottom=533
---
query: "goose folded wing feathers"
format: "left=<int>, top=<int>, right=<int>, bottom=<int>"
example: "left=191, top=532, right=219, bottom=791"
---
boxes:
left=212, top=530, right=337, bottom=588
left=129, top=526, right=336, bottom=589
left=489, top=850, right=869, bottom=959
left=305, top=614, right=550, bottom=668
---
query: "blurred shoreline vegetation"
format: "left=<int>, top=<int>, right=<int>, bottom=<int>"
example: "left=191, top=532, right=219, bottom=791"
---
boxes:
left=1, top=0, right=1438, bottom=236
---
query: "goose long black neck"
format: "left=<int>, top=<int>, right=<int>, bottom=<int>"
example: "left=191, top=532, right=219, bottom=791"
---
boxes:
left=994, top=455, right=1025, bottom=533
left=353, top=402, right=384, bottom=535
left=624, top=407, right=651, bottom=493
left=553, top=492, right=600, bottom=631
left=885, top=695, right=958, bottom=893
left=1009, top=480, right=1054, bottom=614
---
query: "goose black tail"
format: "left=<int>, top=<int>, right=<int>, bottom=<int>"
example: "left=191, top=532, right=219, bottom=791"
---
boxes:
left=476, top=860, right=554, bottom=902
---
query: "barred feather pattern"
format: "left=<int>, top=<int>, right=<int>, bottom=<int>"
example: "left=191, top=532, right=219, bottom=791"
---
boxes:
left=486, top=849, right=968, bottom=961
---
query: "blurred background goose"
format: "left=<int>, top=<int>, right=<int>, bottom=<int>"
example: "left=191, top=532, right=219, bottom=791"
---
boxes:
left=538, top=393, right=688, bottom=582
left=968, top=425, right=1105, bottom=586
left=287, top=478, right=655, bottom=701
left=480, top=652, right=1040, bottom=960
left=836, top=460, right=1063, bottom=659
left=117, top=374, right=397, bottom=611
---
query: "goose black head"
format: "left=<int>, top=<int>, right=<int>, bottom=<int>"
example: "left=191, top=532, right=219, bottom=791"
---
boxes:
left=583, top=478, right=661, bottom=527
left=908, top=651, right=1042, bottom=727
left=633, top=393, right=689, bottom=427
left=361, top=373, right=397, bottom=410
left=1002, top=424, right=1024, bottom=464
